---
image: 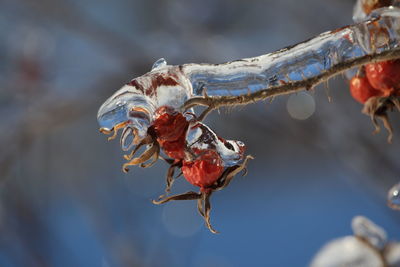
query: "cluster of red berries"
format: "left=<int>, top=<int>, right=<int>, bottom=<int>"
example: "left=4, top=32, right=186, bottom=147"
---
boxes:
left=102, top=104, right=248, bottom=233
left=149, top=106, right=249, bottom=233
left=350, top=60, right=400, bottom=103
left=349, top=60, right=400, bottom=142
left=152, top=106, right=225, bottom=191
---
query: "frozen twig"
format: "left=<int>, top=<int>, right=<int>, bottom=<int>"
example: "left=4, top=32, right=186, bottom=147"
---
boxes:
left=182, top=7, right=400, bottom=112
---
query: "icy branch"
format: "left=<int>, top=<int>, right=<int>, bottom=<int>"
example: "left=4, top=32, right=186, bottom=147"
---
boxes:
left=182, top=7, right=400, bottom=111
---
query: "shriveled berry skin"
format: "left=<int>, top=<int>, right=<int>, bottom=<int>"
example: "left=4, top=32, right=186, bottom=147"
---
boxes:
left=182, top=150, right=224, bottom=190
left=159, top=137, right=186, bottom=159
left=350, top=75, right=382, bottom=103
left=365, top=60, right=400, bottom=95
left=153, top=106, right=188, bottom=142
left=152, top=106, right=189, bottom=159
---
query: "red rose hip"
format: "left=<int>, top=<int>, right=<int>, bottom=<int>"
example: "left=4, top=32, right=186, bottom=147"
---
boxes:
left=365, top=60, right=400, bottom=96
left=350, top=75, right=382, bottom=103
left=182, top=150, right=224, bottom=190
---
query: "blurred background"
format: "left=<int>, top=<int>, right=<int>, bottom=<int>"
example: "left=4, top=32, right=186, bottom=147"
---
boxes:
left=1, top=0, right=399, bottom=266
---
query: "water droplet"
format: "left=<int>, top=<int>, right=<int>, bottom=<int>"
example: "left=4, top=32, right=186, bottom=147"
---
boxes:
left=151, top=58, right=167, bottom=70
left=287, top=92, right=315, bottom=120
left=351, top=216, right=387, bottom=250
left=388, top=182, right=400, bottom=210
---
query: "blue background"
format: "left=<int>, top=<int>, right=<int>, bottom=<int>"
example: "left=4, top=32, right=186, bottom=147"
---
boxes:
left=0, top=0, right=399, bottom=266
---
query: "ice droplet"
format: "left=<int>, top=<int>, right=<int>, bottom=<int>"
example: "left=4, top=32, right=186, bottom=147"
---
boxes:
left=387, top=182, right=400, bottom=210
left=351, top=216, right=387, bottom=250
left=151, top=58, right=167, bottom=70
left=287, top=92, right=315, bottom=120
left=353, top=0, right=367, bottom=22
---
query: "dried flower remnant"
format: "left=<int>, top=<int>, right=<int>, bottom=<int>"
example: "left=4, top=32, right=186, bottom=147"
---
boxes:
left=349, top=62, right=400, bottom=143
left=348, top=66, right=400, bottom=143
left=151, top=116, right=252, bottom=233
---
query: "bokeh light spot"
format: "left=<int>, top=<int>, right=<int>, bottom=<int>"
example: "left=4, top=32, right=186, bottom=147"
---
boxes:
left=287, top=92, right=316, bottom=120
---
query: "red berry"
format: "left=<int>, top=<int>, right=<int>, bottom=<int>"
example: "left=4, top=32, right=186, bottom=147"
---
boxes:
left=182, top=150, right=224, bottom=189
left=349, top=75, right=382, bottom=104
left=159, top=137, right=186, bottom=160
left=152, top=106, right=190, bottom=160
left=365, top=60, right=400, bottom=96
left=153, top=106, right=188, bottom=142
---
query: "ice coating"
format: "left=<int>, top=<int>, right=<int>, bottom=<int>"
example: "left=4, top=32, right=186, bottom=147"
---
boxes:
left=351, top=216, right=387, bottom=250
left=97, top=86, right=156, bottom=140
left=310, top=236, right=383, bottom=267
left=186, top=121, right=245, bottom=166
left=181, top=7, right=400, bottom=99
left=387, top=182, right=400, bottom=210
left=151, top=58, right=167, bottom=71
left=312, top=216, right=400, bottom=267
left=352, top=0, right=396, bottom=22
left=97, top=88, right=155, bottom=128
left=97, top=60, right=192, bottom=144
left=97, top=64, right=191, bottom=127
left=98, top=7, right=400, bottom=133
left=97, top=6, right=400, bottom=170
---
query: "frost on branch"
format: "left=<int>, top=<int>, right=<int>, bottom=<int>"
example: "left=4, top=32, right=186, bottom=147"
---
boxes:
left=311, top=216, right=400, bottom=267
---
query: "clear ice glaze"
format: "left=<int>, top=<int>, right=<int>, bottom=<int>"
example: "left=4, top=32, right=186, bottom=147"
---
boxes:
left=182, top=7, right=400, bottom=98
left=351, top=216, right=387, bottom=250
left=98, top=7, right=400, bottom=145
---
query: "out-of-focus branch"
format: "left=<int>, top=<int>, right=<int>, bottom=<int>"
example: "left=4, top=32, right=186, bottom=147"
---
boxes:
left=0, top=72, right=132, bottom=179
left=17, top=0, right=150, bottom=64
